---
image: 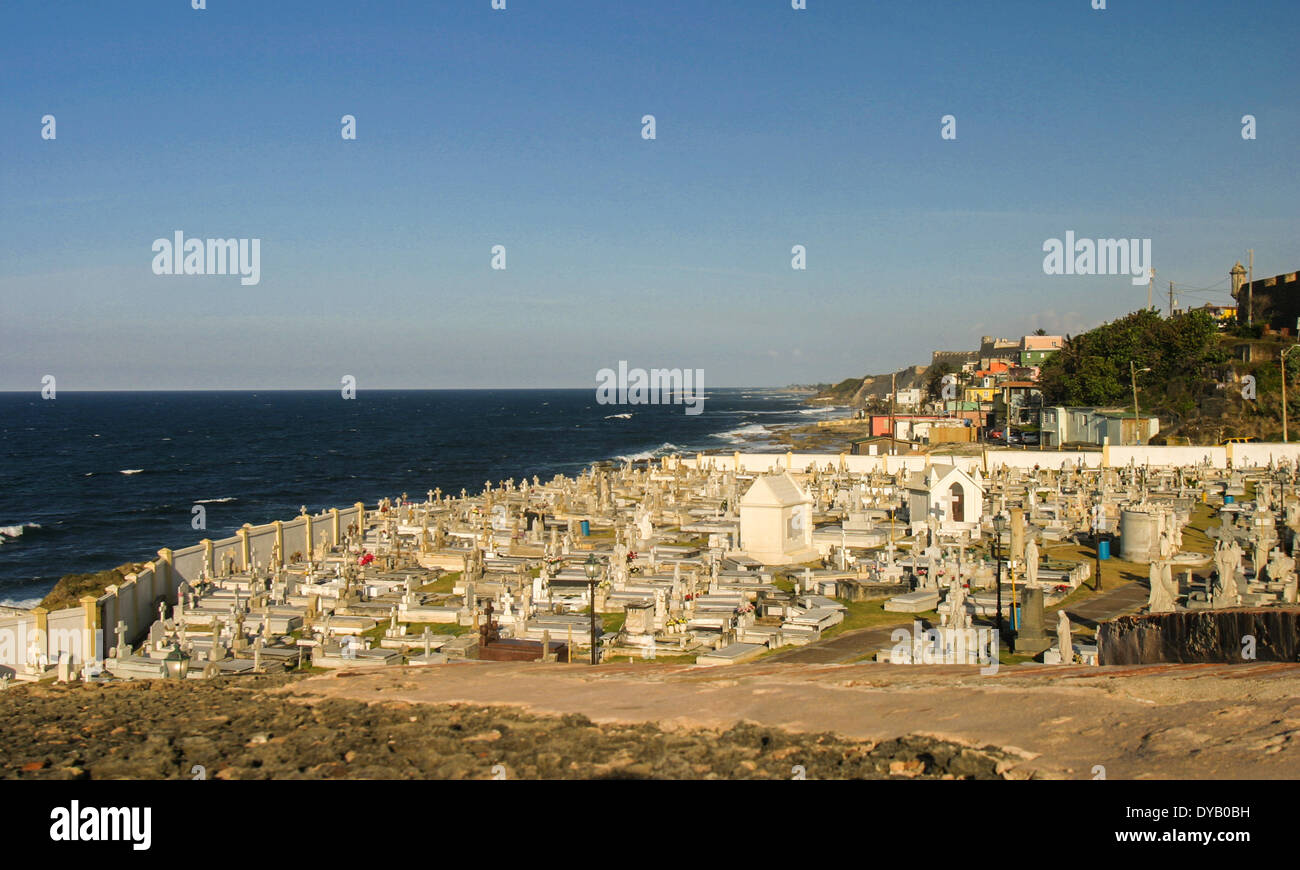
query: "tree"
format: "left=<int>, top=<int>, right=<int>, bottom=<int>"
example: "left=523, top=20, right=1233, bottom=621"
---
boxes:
left=1038, top=309, right=1226, bottom=413
left=926, top=362, right=955, bottom=401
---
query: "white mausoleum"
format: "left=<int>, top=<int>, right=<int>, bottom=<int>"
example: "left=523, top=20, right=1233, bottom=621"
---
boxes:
left=906, top=464, right=984, bottom=537
left=738, top=473, right=821, bottom=565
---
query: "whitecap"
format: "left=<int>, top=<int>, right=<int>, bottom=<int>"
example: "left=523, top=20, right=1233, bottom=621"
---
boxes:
left=709, top=424, right=769, bottom=444
left=0, top=597, right=41, bottom=609
left=120, top=469, right=144, bottom=475
left=613, top=442, right=683, bottom=462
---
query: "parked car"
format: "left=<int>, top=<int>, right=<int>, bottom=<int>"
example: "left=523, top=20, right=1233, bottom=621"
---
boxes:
left=1022, top=431, right=1040, bottom=445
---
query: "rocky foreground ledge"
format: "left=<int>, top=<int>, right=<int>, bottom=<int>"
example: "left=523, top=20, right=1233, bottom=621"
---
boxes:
left=0, top=674, right=1012, bottom=780
left=4, top=659, right=1297, bottom=780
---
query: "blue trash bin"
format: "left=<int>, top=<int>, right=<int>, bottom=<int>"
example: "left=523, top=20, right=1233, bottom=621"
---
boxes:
left=580, top=520, right=590, bottom=536
left=1098, top=539, right=1110, bottom=560
left=1224, top=494, right=1235, bottom=505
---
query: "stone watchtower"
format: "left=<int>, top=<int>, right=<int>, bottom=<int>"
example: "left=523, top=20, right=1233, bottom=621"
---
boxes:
left=1230, top=261, right=1248, bottom=324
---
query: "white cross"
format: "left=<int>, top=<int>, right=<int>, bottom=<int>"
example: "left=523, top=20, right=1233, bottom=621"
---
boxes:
left=935, top=491, right=959, bottom=522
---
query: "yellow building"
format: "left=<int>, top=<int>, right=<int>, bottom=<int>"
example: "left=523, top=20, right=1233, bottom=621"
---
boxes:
left=963, top=386, right=997, bottom=403
left=1197, top=303, right=1237, bottom=324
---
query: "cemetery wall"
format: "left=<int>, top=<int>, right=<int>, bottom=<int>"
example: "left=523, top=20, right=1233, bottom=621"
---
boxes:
left=680, top=445, right=1300, bottom=473
left=1229, top=443, right=1300, bottom=467
left=1108, top=445, right=1226, bottom=467
left=982, top=450, right=1101, bottom=470
left=0, top=506, right=364, bottom=672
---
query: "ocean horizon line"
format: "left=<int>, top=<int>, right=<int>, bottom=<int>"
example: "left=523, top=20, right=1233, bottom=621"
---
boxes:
left=0, top=386, right=813, bottom=394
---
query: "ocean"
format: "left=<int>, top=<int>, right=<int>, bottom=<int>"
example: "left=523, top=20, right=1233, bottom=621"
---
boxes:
left=0, top=389, right=842, bottom=605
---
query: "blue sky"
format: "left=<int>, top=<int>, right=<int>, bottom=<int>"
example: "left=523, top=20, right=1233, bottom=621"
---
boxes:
left=1, top=0, right=1296, bottom=389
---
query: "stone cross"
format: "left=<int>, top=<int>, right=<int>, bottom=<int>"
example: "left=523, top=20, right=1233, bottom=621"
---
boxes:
left=115, top=620, right=130, bottom=658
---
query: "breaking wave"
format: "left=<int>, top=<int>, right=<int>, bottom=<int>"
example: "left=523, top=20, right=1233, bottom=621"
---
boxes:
left=710, top=424, right=768, bottom=444
left=613, top=442, right=684, bottom=462
left=0, top=597, right=41, bottom=609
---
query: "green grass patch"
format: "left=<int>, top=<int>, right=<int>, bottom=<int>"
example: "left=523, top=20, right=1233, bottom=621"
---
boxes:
left=419, top=571, right=458, bottom=595
left=599, top=611, right=627, bottom=633
left=404, top=620, right=470, bottom=637
left=820, top=599, right=932, bottom=640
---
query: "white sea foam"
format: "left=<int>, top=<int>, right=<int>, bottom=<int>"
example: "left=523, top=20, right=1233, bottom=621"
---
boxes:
left=0, top=597, right=41, bottom=610
left=194, top=497, right=237, bottom=504
left=0, top=523, right=40, bottom=538
left=613, top=442, right=683, bottom=462
left=710, top=424, right=768, bottom=444
left=604, top=413, right=633, bottom=420
left=120, top=469, right=144, bottom=475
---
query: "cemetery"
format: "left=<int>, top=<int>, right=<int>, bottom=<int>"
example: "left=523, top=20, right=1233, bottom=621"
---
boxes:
left=5, top=444, right=1300, bottom=689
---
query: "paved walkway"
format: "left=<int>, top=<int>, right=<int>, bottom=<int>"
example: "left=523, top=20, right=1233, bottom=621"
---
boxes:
left=767, top=624, right=908, bottom=664
left=1063, top=579, right=1150, bottom=628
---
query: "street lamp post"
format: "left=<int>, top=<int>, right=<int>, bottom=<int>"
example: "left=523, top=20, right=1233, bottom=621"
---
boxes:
left=992, top=515, right=1005, bottom=636
left=1095, top=531, right=1104, bottom=592
left=163, top=643, right=190, bottom=681
left=583, top=554, right=602, bottom=665
left=1092, top=501, right=1105, bottom=592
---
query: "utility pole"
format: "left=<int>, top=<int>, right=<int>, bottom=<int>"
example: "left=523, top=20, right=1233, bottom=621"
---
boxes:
left=1130, top=361, right=1151, bottom=445
left=1147, top=268, right=1155, bottom=312
left=889, top=371, right=896, bottom=456
left=1131, top=361, right=1139, bottom=445
left=1168, top=281, right=1175, bottom=317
